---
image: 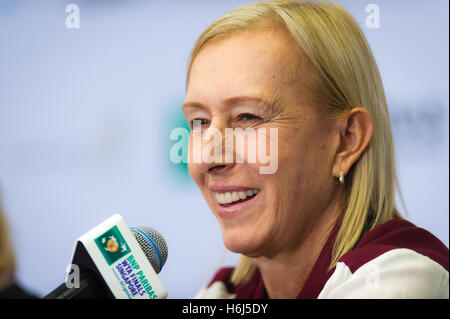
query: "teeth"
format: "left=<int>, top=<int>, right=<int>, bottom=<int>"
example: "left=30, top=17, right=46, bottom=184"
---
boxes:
left=224, top=192, right=232, bottom=204
left=215, top=189, right=259, bottom=205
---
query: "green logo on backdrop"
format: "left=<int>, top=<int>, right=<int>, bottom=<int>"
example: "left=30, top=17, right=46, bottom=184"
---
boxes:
left=95, top=226, right=131, bottom=265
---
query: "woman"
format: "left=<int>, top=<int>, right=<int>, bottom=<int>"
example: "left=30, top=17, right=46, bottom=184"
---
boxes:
left=0, top=193, right=37, bottom=299
left=183, top=0, right=448, bottom=298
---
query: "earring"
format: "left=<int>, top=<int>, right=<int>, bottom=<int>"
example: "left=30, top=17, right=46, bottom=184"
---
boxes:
left=339, top=170, right=345, bottom=184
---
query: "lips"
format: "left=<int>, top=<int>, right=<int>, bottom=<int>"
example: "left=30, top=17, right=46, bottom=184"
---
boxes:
left=210, top=185, right=260, bottom=218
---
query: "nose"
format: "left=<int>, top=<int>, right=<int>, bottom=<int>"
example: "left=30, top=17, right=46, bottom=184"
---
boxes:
left=190, top=116, right=236, bottom=175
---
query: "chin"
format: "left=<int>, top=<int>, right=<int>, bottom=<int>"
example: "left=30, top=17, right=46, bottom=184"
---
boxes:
left=221, top=228, right=265, bottom=257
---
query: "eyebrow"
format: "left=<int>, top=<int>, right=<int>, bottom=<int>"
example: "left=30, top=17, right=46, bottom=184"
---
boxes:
left=182, top=95, right=282, bottom=114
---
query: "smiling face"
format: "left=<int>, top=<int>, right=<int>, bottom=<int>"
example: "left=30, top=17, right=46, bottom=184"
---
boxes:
left=184, top=28, right=342, bottom=259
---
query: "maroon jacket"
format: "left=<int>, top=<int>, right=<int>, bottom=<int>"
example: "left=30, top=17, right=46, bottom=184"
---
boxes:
left=195, top=219, right=449, bottom=298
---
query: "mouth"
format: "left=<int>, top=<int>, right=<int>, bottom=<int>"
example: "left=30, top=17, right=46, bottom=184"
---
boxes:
left=215, top=189, right=259, bottom=207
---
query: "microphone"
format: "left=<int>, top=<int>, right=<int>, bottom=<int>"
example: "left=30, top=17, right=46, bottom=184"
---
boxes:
left=44, top=215, right=168, bottom=299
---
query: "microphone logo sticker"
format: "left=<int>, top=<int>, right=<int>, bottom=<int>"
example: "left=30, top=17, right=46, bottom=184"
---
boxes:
left=95, top=226, right=131, bottom=265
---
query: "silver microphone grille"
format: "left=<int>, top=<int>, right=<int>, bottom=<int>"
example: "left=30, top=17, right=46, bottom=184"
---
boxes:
left=130, top=226, right=168, bottom=274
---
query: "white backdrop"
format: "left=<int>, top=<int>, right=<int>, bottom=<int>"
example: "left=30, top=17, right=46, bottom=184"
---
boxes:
left=0, top=0, right=448, bottom=298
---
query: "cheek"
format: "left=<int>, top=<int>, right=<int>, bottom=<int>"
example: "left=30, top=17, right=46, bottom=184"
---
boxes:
left=187, top=136, right=200, bottom=182
left=187, top=162, right=202, bottom=187
left=187, top=141, right=202, bottom=186
left=276, top=129, right=331, bottom=195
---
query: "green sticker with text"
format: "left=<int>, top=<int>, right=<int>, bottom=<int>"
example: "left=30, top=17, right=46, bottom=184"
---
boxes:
left=95, top=226, right=131, bottom=265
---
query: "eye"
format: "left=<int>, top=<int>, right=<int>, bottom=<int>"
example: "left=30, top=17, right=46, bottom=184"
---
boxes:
left=191, top=118, right=210, bottom=128
left=236, top=113, right=262, bottom=122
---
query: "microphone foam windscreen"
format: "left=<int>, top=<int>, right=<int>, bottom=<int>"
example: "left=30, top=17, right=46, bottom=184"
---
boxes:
left=130, top=226, right=168, bottom=274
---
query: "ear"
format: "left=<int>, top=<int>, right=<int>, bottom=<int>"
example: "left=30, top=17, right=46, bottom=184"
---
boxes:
left=332, top=107, right=373, bottom=179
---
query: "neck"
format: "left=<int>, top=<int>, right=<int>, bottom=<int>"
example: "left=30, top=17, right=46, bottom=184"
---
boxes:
left=255, top=197, right=340, bottom=299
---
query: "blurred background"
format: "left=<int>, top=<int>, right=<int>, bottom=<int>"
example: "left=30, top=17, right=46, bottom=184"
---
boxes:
left=0, top=0, right=448, bottom=298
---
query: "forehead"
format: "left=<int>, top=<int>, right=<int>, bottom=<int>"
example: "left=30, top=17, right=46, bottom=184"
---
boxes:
left=186, top=28, right=302, bottom=105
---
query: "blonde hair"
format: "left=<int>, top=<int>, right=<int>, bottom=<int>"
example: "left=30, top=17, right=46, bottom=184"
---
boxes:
left=0, top=194, right=16, bottom=280
left=187, top=0, right=402, bottom=285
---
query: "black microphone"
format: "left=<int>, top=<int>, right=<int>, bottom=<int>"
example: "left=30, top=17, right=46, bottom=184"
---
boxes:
left=44, top=221, right=168, bottom=299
